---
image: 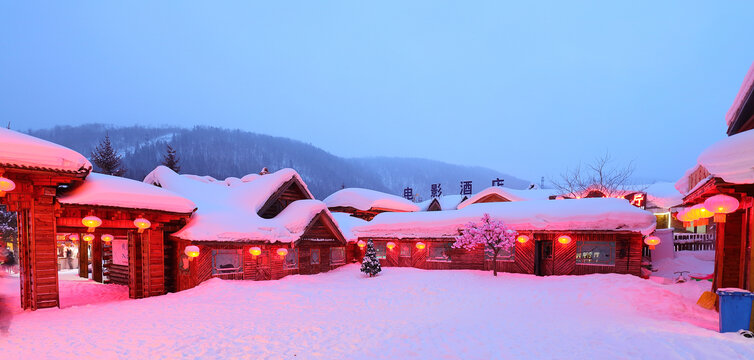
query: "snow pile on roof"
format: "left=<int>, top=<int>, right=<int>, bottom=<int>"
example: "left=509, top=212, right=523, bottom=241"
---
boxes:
left=354, top=198, right=656, bottom=238
left=643, top=182, right=683, bottom=209
left=695, top=129, right=754, bottom=185
left=58, top=173, right=196, bottom=213
left=417, top=195, right=467, bottom=211
left=457, top=186, right=557, bottom=209
left=332, top=212, right=368, bottom=242
left=0, top=128, right=91, bottom=173
left=324, top=188, right=419, bottom=212
left=726, top=61, right=754, bottom=127
left=143, top=166, right=325, bottom=242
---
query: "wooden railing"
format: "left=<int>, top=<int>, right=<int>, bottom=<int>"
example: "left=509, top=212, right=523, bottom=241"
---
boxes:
left=673, top=232, right=715, bottom=252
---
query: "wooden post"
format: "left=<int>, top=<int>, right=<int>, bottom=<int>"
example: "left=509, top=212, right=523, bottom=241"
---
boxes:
left=78, top=233, right=88, bottom=279
left=713, top=221, right=725, bottom=292
left=92, top=234, right=103, bottom=283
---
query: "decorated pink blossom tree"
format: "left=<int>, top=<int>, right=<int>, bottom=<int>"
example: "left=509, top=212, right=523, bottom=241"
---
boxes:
left=453, top=213, right=517, bottom=276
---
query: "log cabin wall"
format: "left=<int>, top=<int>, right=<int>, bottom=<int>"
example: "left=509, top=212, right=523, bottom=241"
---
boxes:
left=23, top=187, right=60, bottom=309
left=357, top=232, right=643, bottom=277
left=128, top=229, right=166, bottom=299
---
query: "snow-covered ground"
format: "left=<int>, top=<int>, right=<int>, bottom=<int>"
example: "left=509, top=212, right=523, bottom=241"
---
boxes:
left=1, top=264, right=752, bottom=359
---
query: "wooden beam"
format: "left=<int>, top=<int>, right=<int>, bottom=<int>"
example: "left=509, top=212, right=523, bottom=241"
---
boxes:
left=92, top=235, right=103, bottom=283
left=79, top=235, right=88, bottom=279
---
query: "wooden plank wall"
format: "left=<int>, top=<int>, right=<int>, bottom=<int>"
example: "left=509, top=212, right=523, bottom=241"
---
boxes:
left=29, top=191, right=60, bottom=309
left=128, top=230, right=166, bottom=299
left=359, top=233, right=643, bottom=277
left=109, top=264, right=129, bottom=285
left=719, top=211, right=745, bottom=289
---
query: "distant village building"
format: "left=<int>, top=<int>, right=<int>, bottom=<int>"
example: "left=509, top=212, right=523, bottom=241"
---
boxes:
left=323, top=188, right=420, bottom=221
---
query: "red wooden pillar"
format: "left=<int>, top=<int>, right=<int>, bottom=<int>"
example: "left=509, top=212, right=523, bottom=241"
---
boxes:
left=92, top=234, right=103, bottom=283
left=78, top=233, right=88, bottom=279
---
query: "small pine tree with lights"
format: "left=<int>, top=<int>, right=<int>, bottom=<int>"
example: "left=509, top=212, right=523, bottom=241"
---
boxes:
left=360, top=239, right=382, bottom=277
left=162, top=144, right=180, bottom=172
left=91, top=134, right=126, bottom=176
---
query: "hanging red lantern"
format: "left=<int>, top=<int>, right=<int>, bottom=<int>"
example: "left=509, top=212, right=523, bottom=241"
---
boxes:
left=516, top=235, right=530, bottom=244
left=557, top=235, right=572, bottom=245
left=387, top=241, right=396, bottom=250
left=68, top=234, right=79, bottom=242
left=277, top=248, right=289, bottom=257
left=704, top=195, right=739, bottom=223
left=249, top=247, right=262, bottom=256
left=644, top=235, right=661, bottom=250
left=675, top=208, right=694, bottom=227
left=101, top=234, right=114, bottom=242
left=0, top=177, right=16, bottom=197
left=357, top=240, right=366, bottom=249
left=82, top=215, right=102, bottom=232
left=416, top=242, right=426, bottom=250
left=184, top=245, right=200, bottom=259
left=133, top=218, right=151, bottom=233
left=82, top=234, right=94, bottom=242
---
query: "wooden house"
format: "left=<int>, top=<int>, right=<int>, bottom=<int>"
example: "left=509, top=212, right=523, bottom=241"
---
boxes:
left=324, top=187, right=419, bottom=220
left=352, top=198, right=656, bottom=276
left=144, top=166, right=350, bottom=292
left=417, top=195, right=467, bottom=212
left=0, top=128, right=91, bottom=310
left=675, top=62, right=754, bottom=297
left=57, top=173, right=195, bottom=298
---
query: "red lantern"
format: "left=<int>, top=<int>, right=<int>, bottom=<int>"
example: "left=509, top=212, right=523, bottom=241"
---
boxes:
left=416, top=242, right=426, bottom=250
left=357, top=240, right=366, bottom=249
left=0, top=177, right=15, bottom=197
left=82, top=215, right=102, bottom=232
left=704, top=195, right=739, bottom=223
left=387, top=241, right=396, bottom=250
left=557, top=235, right=571, bottom=245
left=516, top=235, right=530, bottom=244
left=276, top=248, right=288, bottom=257
left=184, top=245, right=200, bottom=259
left=134, top=218, right=151, bottom=233
left=644, top=235, right=661, bottom=250
left=249, top=247, right=262, bottom=256
left=101, top=234, right=114, bottom=242
left=676, top=208, right=694, bottom=228
left=82, top=234, right=94, bottom=242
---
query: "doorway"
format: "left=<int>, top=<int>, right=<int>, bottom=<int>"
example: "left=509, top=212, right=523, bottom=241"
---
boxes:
left=534, top=240, right=553, bottom=276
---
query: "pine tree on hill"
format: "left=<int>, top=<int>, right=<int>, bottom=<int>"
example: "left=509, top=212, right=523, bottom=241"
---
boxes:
left=91, top=134, right=126, bottom=176
left=360, top=239, right=382, bottom=277
left=162, top=144, right=180, bottom=172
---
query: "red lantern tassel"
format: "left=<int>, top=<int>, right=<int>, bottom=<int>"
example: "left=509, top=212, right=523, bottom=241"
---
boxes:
left=683, top=221, right=692, bottom=227
left=649, top=245, right=655, bottom=250
left=697, top=218, right=708, bottom=226
left=714, top=213, right=726, bottom=223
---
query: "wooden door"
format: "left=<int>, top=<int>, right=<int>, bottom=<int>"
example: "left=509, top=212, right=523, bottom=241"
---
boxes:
left=255, top=250, right=271, bottom=281
left=535, top=240, right=554, bottom=276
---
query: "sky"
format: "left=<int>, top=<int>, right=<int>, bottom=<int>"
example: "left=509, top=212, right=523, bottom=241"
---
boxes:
left=1, top=1, right=753, bottom=185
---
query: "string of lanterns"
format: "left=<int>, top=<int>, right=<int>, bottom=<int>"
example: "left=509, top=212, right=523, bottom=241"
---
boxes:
left=674, top=194, right=739, bottom=226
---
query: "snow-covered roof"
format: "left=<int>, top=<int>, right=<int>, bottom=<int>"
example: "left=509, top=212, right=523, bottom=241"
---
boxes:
left=417, top=195, right=467, bottom=211
left=323, top=188, right=420, bottom=212
left=58, top=173, right=196, bottom=214
left=353, top=198, right=657, bottom=238
left=332, top=212, right=369, bottom=242
left=457, top=186, right=558, bottom=210
left=0, top=128, right=91, bottom=174
left=675, top=129, right=754, bottom=193
left=726, top=62, right=754, bottom=127
left=642, top=182, right=683, bottom=210
left=143, top=166, right=330, bottom=242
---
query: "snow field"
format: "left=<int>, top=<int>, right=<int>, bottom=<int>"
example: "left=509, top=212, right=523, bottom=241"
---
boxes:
left=2, top=264, right=752, bottom=359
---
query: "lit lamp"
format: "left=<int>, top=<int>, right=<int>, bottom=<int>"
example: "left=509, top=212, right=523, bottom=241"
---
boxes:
left=249, top=247, right=262, bottom=256
left=644, top=235, right=661, bottom=250
left=68, top=234, right=79, bottom=242
left=357, top=240, right=366, bottom=249
left=416, top=242, right=426, bottom=250
left=516, top=235, right=530, bottom=244
left=0, top=177, right=15, bottom=197
left=184, top=245, right=200, bottom=259
left=692, top=204, right=713, bottom=226
left=133, top=218, right=151, bottom=233
left=387, top=241, right=396, bottom=250
left=83, top=234, right=94, bottom=242
left=82, top=215, right=102, bottom=232
left=676, top=208, right=693, bottom=228
left=101, top=234, right=114, bottom=242
left=277, top=248, right=289, bottom=257
left=704, top=194, right=739, bottom=223
left=557, top=235, right=572, bottom=245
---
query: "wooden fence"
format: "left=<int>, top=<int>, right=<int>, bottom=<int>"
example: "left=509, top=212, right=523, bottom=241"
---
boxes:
left=673, top=232, right=715, bottom=252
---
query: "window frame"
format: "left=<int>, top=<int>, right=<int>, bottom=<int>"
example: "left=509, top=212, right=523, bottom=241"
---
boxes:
left=310, top=248, right=320, bottom=265
left=330, top=247, right=346, bottom=265
left=485, top=244, right=515, bottom=262
left=427, top=242, right=453, bottom=262
left=399, top=244, right=411, bottom=257
left=283, top=248, right=299, bottom=270
left=374, top=241, right=387, bottom=259
left=575, top=241, right=616, bottom=266
left=211, top=248, right=243, bottom=275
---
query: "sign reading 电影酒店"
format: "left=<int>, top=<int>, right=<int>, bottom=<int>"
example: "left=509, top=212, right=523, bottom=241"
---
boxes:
left=112, top=239, right=129, bottom=266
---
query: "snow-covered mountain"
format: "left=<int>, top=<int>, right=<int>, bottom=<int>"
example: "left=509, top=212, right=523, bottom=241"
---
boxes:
left=27, top=124, right=530, bottom=198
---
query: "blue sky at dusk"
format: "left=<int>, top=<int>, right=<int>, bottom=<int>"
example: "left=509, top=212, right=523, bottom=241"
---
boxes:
left=1, top=1, right=753, bottom=184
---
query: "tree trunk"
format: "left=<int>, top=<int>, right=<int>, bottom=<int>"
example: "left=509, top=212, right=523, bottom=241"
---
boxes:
left=493, top=249, right=498, bottom=276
